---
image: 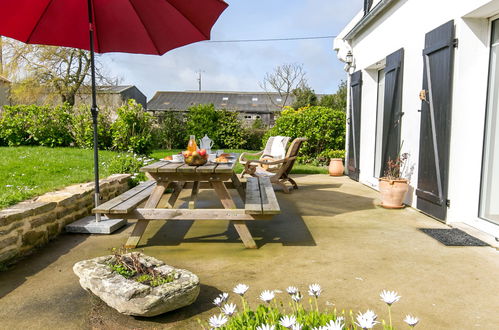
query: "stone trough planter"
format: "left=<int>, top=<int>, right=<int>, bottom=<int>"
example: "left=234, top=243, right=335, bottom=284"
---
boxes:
left=73, top=254, right=200, bottom=317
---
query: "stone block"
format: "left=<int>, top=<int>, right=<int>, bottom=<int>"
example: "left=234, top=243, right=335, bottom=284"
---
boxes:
left=0, top=236, right=18, bottom=250
left=0, top=209, right=29, bottom=227
left=11, top=201, right=56, bottom=214
left=0, top=249, right=18, bottom=264
left=73, top=254, right=199, bottom=317
left=47, top=223, right=60, bottom=239
left=22, top=230, right=47, bottom=248
left=0, top=221, right=23, bottom=236
left=30, top=214, right=55, bottom=228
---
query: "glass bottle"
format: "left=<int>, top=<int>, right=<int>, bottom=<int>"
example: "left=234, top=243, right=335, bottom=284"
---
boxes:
left=187, top=135, right=197, bottom=152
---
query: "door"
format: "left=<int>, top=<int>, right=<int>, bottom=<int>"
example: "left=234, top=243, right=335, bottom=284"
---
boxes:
left=347, top=70, right=362, bottom=181
left=416, top=20, right=456, bottom=221
left=379, top=48, right=404, bottom=177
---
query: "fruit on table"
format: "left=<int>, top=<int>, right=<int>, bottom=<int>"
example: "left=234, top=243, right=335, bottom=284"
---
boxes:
left=183, top=148, right=208, bottom=165
left=198, top=149, right=207, bottom=157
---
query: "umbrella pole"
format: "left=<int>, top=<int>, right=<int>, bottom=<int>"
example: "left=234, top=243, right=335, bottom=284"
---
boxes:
left=88, top=0, right=101, bottom=222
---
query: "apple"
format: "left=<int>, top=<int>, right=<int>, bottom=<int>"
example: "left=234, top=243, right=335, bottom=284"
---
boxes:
left=192, top=151, right=199, bottom=158
left=198, top=149, right=207, bottom=157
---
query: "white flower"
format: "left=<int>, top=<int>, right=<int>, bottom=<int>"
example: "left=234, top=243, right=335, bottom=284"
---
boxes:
left=380, top=290, right=401, bottom=305
left=208, top=314, right=228, bottom=328
left=5, top=185, right=12, bottom=187
left=325, top=318, right=345, bottom=330
left=308, top=283, right=322, bottom=297
left=273, top=289, right=283, bottom=294
left=279, top=315, right=296, bottom=328
left=213, top=296, right=224, bottom=307
left=221, top=303, right=237, bottom=316
left=286, top=286, right=299, bottom=295
left=404, top=315, right=419, bottom=327
left=259, top=290, right=275, bottom=303
left=311, top=327, right=327, bottom=330
left=256, top=325, right=275, bottom=330
left=233, top=283, right=249, bottom=296
left=291, top=323, right=303, bottom=330
left=291, top=292, right=303, bottom=302
left=356, top=310, right=379, bottom=329
left=218, top=292, right=229, bottom=302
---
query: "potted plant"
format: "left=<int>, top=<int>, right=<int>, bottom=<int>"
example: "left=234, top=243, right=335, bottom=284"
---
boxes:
left=328, top=150, right=345, bottom=176
left=379, top=153, right=409, bottom=209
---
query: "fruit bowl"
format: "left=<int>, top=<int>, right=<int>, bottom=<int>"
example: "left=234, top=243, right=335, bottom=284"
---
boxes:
left=184, top=156, right=207, bottom=166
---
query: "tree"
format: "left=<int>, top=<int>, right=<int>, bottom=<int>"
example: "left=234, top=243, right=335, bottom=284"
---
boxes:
left=291, top=84, right=318, bottom=109
left=260, top=63, right=306, bottom=107
left=2, top=38, right=115, bottom=106
left=319, top=80, right=347, bottom=111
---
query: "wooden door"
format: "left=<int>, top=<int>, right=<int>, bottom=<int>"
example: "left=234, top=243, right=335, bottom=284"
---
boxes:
left=416, top=20, right=456, bottom=220
left=347, top=70, right=362, bottom=181
left=379, top=48, right=404, bottom=177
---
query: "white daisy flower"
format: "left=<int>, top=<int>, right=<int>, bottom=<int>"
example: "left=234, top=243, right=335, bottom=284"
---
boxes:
left=326, top=318, right=345, bottom=330
left=256, top=324, right=275, bottom=330
left=308, top=283, right=322, bottom=297
left=286, top=286, right=299, bottom=295
left=311, top=327, right=327, bottom=330
left=218, top=292, right=229, bottom=302
left=259, top=290, right=275, bottom=303
left=404, top=315, right=419, bottom=327
left=291, top=323, right=303, bottom=330
left=208, top=314, right=228, bottom=328
left=221, top=303, right=237, bottom=316
left=233, top=283, right=249, bottom=296
left=279, top=315, right=296, bottom=328
left=213, top=296, right=223, bottom=307
left=291, top=292, right=303, bottom=302
left=364, top=310, right=377, bottom=320
left=355, top=310, right=380, bottom=329
left=380, top=290, right=401, bottom=306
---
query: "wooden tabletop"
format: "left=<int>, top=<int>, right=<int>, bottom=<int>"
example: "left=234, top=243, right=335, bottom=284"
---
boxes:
left=140, top=153, right=238, bottom=174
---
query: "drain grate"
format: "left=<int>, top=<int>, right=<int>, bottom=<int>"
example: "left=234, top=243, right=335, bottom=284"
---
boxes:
left=419, top=228, right=489, bottom=247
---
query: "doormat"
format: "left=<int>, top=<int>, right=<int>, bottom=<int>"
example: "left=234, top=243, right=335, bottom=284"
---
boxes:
left=419, top=228, right=489, bottom=246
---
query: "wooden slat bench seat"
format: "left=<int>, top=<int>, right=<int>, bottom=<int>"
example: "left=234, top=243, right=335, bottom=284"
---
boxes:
left=245, top=177, right=280, bottom=215
left=93, top=180, right=157, bottom=215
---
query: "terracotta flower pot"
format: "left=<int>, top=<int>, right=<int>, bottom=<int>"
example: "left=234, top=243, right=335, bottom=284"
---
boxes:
left=328, top=158, right=344, bottom=176
left=379, top=178, right=409, bottom=209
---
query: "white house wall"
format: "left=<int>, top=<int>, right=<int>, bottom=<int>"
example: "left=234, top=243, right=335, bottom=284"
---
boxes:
left=338, top=0, right=499, bottom=237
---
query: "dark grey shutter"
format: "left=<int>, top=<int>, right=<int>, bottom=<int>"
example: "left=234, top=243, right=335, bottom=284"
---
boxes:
left=347, top=70, right=362, bottom=181
left=379, top=48, right=404, bottom=177
left=416, top=20, right=455, bottom=221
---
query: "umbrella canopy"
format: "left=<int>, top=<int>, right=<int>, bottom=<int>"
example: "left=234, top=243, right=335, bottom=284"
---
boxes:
left=0, top=0, right=228, bottom=223
left=0, top=0, right=228, bottom=55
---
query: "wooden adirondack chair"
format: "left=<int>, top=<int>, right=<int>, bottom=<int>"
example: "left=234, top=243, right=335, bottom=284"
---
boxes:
left=239, top=135, right=290, bottom=177
left=243, top=137, right=307, bottom=193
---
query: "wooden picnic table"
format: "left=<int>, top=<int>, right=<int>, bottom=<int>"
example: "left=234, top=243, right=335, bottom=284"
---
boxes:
left=93, top=154, right=280, bottom=249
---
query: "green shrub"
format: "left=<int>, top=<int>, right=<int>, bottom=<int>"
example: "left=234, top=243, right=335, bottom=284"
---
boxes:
left=265, top=106, right=346, bottom=163
left=185, top=104, right=218, bottom=145
left=243, top=128, right=267, bottom=150
left=70, top=105, right=113, bottom=149
left=104, top=152, right=152, bottom=186
left=215, top=110, right=246, bottom=149
left=0, top=104, right=72, bottom=147
left=153, top=112, right=186, bottom=149
left=111, top=99, right=154, bottom=155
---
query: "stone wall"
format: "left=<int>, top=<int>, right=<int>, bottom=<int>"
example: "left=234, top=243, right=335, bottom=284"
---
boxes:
left=0, top=174, right=130, bottom=265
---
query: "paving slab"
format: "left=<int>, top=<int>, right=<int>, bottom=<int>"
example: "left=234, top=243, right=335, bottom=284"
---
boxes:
left=0, top=175, right=498, bottom=329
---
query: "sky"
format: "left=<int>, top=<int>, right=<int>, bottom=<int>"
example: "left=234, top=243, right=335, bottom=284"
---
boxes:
left=101, top=1, right=362, bottom=99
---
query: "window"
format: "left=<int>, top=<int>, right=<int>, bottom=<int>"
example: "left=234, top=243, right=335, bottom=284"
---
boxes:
left=256, top=115, right=261, bottom=119
left=374, top=68, right=385, bottom=178
left=252, top=97, right=258, bottom=102
left=222, top=97, right=229, bottom=101
left=480, top=18, right=499, bottom=225
left=276, top=98, right=282, bottom=102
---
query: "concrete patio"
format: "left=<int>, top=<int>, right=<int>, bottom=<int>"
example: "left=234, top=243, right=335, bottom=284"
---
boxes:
left=0, top=175, right=498, bottom=329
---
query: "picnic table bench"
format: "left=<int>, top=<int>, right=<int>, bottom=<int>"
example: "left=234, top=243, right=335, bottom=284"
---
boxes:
left=93, top=156, right=280, bottom=248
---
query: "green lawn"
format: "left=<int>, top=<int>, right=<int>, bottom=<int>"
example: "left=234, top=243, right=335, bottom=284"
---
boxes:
left=0, top=146, right=327, bottom=209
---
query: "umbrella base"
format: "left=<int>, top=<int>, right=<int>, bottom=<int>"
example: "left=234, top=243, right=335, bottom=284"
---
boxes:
left=65, top=215, right=126, bottom=234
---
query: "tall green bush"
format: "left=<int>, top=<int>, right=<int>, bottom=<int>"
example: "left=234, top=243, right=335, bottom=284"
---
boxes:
left=153, top=112, right=185, bottom=149
left=185, top=104, right=218, bottom=144
left=264, top=106, right=346, bottom=163
left=215, top=110, right=246, bottom=149
left=111, top=99, right=154, bottom=155
left=0, top=104, right=72, bottom=147
left=69, top=105, right=113, bottom=149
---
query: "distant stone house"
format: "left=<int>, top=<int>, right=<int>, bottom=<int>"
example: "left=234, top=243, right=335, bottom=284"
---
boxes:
left=147, top=91, right=295, bottom=127
left=0, top=75, right=10, bottom=107
left=74, top=85, right=147, bottom=110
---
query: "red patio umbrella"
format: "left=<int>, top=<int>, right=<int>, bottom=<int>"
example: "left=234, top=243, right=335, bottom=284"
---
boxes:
left=0, top=0, right=228, bottom=221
